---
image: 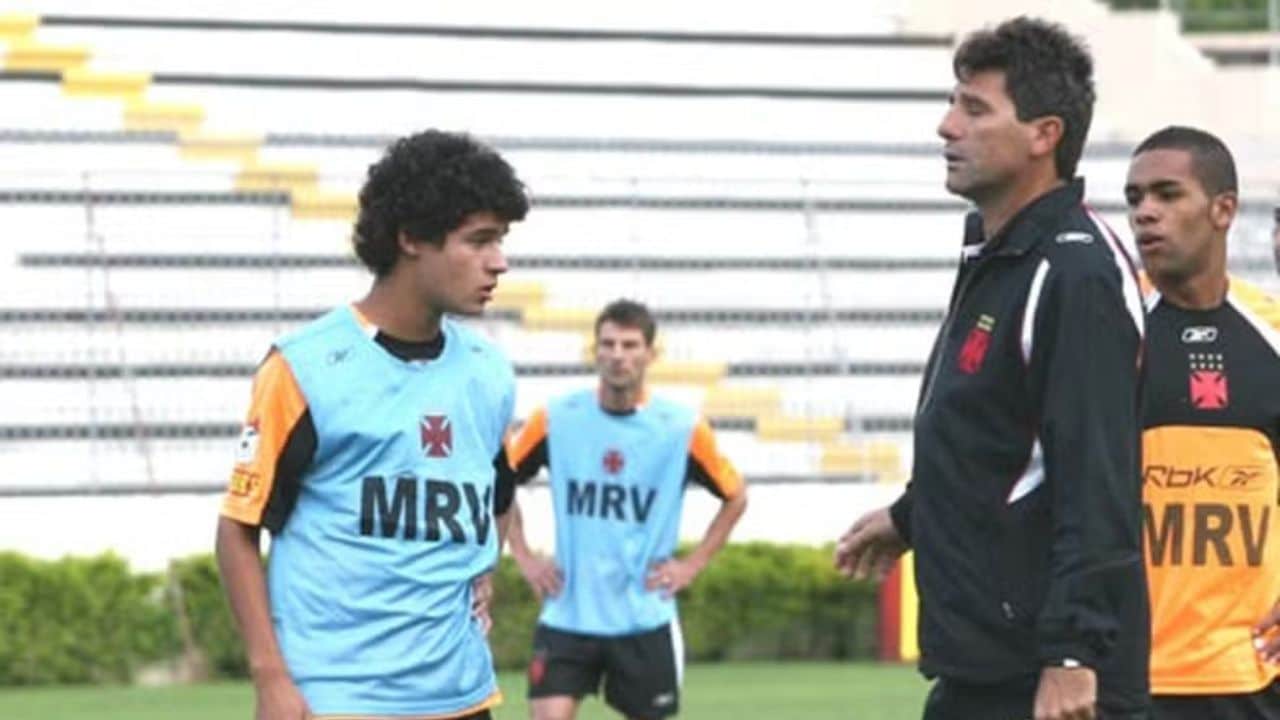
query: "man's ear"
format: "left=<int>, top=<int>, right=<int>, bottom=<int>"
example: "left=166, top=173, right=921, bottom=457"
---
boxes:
left=397, top=231, right=421, bottom=258
left=1209, top=192, right=1238, bottom=233
left=1029, top=115, right=1064, bottom=164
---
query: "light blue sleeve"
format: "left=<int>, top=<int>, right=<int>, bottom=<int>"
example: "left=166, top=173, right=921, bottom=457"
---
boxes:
left=497, top=359, right=516, bottom=451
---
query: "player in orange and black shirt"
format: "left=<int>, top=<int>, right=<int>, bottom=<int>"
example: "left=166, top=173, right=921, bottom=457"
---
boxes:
left=1127, top=126, right=1280, bottom=719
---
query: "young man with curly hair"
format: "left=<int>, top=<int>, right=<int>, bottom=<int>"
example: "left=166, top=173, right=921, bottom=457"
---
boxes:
left=835, top=17, right=1149, bottom=720
left=216, top=130, right=529, bottom=720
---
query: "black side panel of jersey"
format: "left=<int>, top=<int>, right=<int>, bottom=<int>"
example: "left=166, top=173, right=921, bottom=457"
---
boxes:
left=261, top=409, right=318, bottom=534
left=512, top=437, right=549, bottom=481
left=494, top=447, right=520, bottom=515
left=495, top=436, right=549, bottom=515
left=686, top=456, right=726, bottom=500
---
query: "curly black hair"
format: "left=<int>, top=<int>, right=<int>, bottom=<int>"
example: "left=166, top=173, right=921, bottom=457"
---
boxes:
left=954, top=16, right=1095, bottom=181
left=353, top=130, right=529, bottom=276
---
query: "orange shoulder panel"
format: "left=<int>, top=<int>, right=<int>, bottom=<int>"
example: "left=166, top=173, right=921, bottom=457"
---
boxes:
left=219, top=350, right=309, bottom=526
left=688, top=417, right=744, bottom=500
left=506, top=406, right=549, bottom=469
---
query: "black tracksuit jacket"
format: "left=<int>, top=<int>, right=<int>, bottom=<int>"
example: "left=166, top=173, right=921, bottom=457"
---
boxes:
left=889, top=179, right=1151, bottom=712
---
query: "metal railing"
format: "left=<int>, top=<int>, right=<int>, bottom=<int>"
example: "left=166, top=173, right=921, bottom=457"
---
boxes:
left=0, top=169, right=948, bottom=494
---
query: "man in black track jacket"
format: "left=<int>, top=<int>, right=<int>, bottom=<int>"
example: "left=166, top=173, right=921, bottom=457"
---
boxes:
left=835, top=17, right=1149, bottom=720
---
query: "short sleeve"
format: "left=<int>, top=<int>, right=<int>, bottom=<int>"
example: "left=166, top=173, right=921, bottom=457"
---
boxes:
left=219, top=350, right=313, bottom=529
left=686, top=418, right=744, bottom=500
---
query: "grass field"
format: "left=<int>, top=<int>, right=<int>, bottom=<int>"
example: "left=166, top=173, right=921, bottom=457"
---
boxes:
left=0, top=662, right=929, bottom=719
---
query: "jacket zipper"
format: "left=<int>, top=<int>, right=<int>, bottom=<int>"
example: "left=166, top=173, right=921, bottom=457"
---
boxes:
left=1000, top=601, right=1017, bottom=622
left=917, top=254, right=995, bottom=413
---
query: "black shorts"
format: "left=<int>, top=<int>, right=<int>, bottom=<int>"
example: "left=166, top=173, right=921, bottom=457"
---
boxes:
left=527, top=622, right=683, bottom=719
left=1153, top=680, right=1280, bottom=720
left=923, top=676, right=1150, bottom=720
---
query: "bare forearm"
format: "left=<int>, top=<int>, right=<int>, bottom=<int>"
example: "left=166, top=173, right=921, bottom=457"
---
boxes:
left=505, top=500, right=534, bottom=560
left=687, top=491, right=747, bottom=569
left=214, top=516, right=288, bottom=681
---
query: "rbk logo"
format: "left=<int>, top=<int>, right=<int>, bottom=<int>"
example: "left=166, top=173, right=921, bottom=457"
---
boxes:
left=1144, top=464, right=1266, bottom=491
left=421, top=414, right=452, bottom=458
left=603, top=448, right=625, bottom=475
left=1181, top=326, right=1218, bottom=344
left=1188, top=353, right=1228, bottom=410
left=958, top=314, right=996, bottom=375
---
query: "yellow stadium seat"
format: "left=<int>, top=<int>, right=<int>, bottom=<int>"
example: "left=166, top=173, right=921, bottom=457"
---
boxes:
left=820, top=442, right=871, bottom=473
left=701, top=385, right=781, bottom=417
left=5, top=40, right=89, bottom=71
left=646, top=361, right=725, bottom=385
left=290, top=189, right=356, bottom=220
left=178, top=131, right=261, bottom=162
left=822, top=440, right=903, bottom=481
left=0, top=13, right=38, bottom=40
left=123, top=100, right=205, bottom=132
left=489, top=281, right=546, bottom=310
left=868, top=441, right=904, bottom=482
left=235, top=162, right=318, bottom=193
left=523, top=306, right=595, bottom=331
left=756, top=415, right=843, bottom=443
left=1230, top=277, right=1280, bottom=330
left=61, top=69, right=149, bottom=99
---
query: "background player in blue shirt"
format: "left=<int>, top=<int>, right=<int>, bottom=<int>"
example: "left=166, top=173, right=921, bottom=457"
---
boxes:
left=216, top=130, right=528, bottom=720
left=501, top=299, right=748, bottom=720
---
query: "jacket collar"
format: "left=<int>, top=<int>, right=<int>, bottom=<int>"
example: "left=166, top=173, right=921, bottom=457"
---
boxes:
left=962, top=177, right=1086, bottom=258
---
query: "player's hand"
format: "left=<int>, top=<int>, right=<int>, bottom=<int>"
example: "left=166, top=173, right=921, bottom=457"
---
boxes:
left=646, top=557, right=702, bottom=598
left=1033, top=666, right=1096, bottom=720
left=254, top=671, right=312, bottom=720
left=834, top=506, right=907, bottom=581
left=515, top=551, right=564, bottom=599
left=1252, top=601, right=1280, bottom=663
left=472, top=573, right=494, bottom=635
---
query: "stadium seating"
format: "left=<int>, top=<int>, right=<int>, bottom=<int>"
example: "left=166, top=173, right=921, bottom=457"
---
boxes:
left=0, top=5, right=1276, bottom=568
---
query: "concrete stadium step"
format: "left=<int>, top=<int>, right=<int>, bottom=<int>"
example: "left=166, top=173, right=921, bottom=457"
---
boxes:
left=0, top=128, right=1143, bottom=187
left=0, top=78, right=953, bottom=143
left=0, top=200, right=1145, bottom=262
left=0, top=374, right=924, bottom=424
left=31, top=22, right=953, bottom=91
left=0, top=323, right=941, bottom=365
left=0, top=305, right=946, bottom=328
left=1, top=265, right=957, bottom=309
left=23, top=2, right=917, bottom=41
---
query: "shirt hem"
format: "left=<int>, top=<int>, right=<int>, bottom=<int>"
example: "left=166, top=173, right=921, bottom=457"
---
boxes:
left=309, top=686, right=501, bottom=719
left=1152, top=673, right=1277, bottom=696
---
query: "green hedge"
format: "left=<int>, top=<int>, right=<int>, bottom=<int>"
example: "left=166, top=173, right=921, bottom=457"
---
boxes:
left=490, top=543, right=879, bottom=668
left=1105, top=0, right=1272, bottom=32
left=0, top=552, right=178, bottom=685
left=0, top=543, right=880, bottom=686
left=169, top=555, right=248, bottom=679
